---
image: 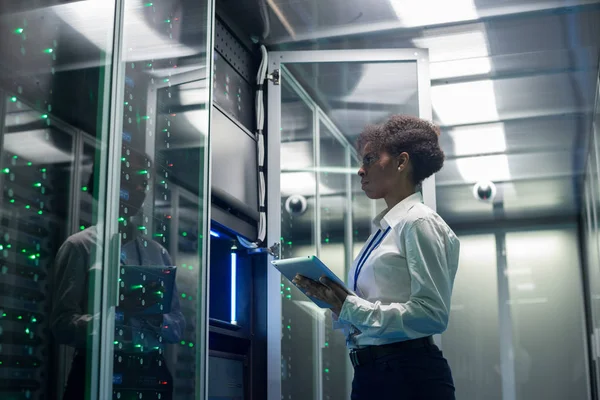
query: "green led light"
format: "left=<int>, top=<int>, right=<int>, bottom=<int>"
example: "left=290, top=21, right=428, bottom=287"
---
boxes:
left=162, top=129, right=168, bottom=132
left=181, top=293, right=187, bottom=298
left=287, top=287, right=291, bottom=291
left=137, top=170, right=148, bottom=175
left=25, top=328, right=30, bottom=334
left=14, top=28, right=24, bottom=34
left=118, top=217, right=125, bottom=222
left=131, top=284, right=143, bottom=290
left=325, top=342, right=329, bottom=347
left=182, top=232, right=187, bottom=237
left=13, top=155, right=18, bottom=159
left=281, top=283, right=284, bottom=287
left=142, top=116, right=150, bottom=120
left=114, top=341, right=119, bottom=345
left=3, top=168, right=9, bottom=174
left=180, top=340, right=186, bottom=346
left=325, top=238, right=330, bottom=243
left=287, top=325, right=291, bottom=330
left=31, top=317, right=37, bottom=322
left=164, top=19, right=170, bottom=23
left=145, top=2, right=153, bottom=6
left=43, top=48, right=53, bottom=54
left=25, top=205, right=30, bottom=209
left=324, top=368, right=329, bottom=373
left=2, top=313, right=6, bottom=317
left=41, top=168, right=46, bottom=172
left=286, top=295, right=291, bottom=299
left=124, top=102, right=129, bottom=105
left=33, top=182, right=41, bottom=188
left=38, top=210, right=43, bottom=215
left=22, top=249, right=26, bottom=253
left=138, top=226, right=146, bottom=230
left=27, top=162, right=32, bottom=166
left=121, top=157, right=126, bottom=161
left=188, top=342, right=194, bottom=348
left=9, top=199, right=15, bottom=203
left=80, top=225, right=85, bottom=231
left=135, top=344, right=142, bottom=348
left=29, top=255, right=36, bottom=260
left=287, top=241, right=292, bottom=245
left=154, top=233, right=164, bottom=237
left=41, top=114, right=48, bottom=119
left=188, top=265, right=193, bottom=270
left=18, top=315, right=22, bottom=320
left=280, top=291, right=284, bottom=295
left=10, top=96, right=17, bottom=102
left=81, top=186, right=87, bottom=191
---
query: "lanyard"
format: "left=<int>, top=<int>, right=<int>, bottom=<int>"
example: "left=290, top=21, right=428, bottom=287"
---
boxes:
left=353, top=226, right=391, bottom=291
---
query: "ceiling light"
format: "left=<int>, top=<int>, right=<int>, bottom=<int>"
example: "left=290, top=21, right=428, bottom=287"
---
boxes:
left=457, top=154, right=510, bottom=183
left=55, top=0, right=196, bottom=62
left=430, top=57, right=492, bottom=80
left=390, top=0, right=478, bottom=27
left=450, top=123, right=506, bottom=157
left=432, top=80, right=499, bottom=126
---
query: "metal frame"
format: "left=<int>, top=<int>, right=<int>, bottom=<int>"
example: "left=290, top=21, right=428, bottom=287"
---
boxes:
left=266, top=49, right=433, bottom=400
left=96, top=0, right=126, bottom=398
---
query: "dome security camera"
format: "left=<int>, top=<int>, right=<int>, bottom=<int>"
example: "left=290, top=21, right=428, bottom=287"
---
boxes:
left=473, top=181, right=497, bottom=202
left=285, top=195, right=308, bottom=216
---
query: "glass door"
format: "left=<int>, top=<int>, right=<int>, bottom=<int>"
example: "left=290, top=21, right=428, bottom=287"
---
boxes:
left=265, top=49, right=432, bottom=400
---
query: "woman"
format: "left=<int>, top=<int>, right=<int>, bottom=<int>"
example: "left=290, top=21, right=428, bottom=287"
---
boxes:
left=293, top=115, right=460, bottom=399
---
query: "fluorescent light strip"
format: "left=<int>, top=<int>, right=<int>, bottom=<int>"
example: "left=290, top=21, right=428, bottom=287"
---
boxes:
left=210, top=230, right=220, bottom=238
left=231, top=252, right=237, bottom=325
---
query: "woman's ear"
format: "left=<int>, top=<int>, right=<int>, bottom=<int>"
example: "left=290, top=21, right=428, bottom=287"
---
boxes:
left=397, top=153, right=409, bottom=171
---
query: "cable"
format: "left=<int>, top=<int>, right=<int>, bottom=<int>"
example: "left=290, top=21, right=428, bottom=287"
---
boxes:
left=238, top=44, right=268, bottom=249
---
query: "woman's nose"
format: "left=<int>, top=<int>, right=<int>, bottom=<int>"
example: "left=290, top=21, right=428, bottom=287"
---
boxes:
left=358, top=167, right=365, bottom=177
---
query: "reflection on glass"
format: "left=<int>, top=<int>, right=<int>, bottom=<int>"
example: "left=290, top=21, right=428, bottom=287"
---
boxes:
left=0, top=2, right=115, bottom=399
left=505, top=229, right=588, bottom=400
left=318, top=121, right=350, bottom=400
left=287, top=61, right=419, bottom=138
left=108, top=1, right=211, bottom=399
left=443, top=234, right=501, bottom=400
left=280, top=75, right=319, bottom=399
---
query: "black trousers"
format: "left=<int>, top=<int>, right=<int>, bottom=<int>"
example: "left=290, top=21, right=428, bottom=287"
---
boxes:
left=351, top=345, right=455, bottom=400
left=63, top=350, right=173, bottom=400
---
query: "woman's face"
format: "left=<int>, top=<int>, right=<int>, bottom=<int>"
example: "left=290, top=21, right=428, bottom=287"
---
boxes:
left=357, top=142, right=403, bottom=200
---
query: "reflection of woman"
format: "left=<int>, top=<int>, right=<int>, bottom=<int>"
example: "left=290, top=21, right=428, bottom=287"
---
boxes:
left=50, top=150, right=185, bottom=400
left=294, top=115, right=460, bottom=399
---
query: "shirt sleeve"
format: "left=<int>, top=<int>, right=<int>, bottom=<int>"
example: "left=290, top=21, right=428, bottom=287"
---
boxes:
left=50, top=241, right=98, bottom=348
left=338, top=217, right=457, bottom=339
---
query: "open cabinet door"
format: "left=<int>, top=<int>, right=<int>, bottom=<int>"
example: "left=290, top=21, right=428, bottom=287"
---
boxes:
left=265, top=49, right=432, bottom=400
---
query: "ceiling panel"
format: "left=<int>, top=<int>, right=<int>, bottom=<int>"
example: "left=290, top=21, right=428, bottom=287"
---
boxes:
left=438, top=150, right=581, bottom=185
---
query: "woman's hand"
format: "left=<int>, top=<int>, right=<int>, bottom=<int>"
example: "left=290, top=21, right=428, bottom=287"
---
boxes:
left=292, top=274, right=350, bottom=315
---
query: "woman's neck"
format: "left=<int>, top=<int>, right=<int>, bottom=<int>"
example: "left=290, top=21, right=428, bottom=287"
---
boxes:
left=384, top=184, right=417, bottom=209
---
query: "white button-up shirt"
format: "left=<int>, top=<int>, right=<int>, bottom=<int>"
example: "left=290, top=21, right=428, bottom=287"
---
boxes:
left=335, top=192, right=460, bottom=348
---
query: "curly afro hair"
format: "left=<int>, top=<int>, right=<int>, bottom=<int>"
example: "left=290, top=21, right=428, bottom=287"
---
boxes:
left=356, top=115, right=445, bottom=185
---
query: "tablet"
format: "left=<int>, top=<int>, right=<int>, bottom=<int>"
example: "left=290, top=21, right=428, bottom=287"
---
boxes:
left=119, top=265, right=177, bottom=315
left=271, top=256, right=350, bottom=308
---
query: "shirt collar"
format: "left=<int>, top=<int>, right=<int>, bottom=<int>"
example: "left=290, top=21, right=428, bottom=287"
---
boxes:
left=372, top=192, right=423, bottom=230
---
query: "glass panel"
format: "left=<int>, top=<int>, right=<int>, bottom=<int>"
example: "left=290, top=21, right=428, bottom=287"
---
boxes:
left=109, top=1, right=212, bottom=399
left=351, top=158, right=372, bottom=259
left=0, top=2, right=115, bottom=399
left=286, top=61, right=419, bottom=137
left=278, top=59, right=421, bottom=399
left=280, top=72, right=318, bottom=399
left=443, top=234, right=502, bottom=399
left=318, top=120, right=350, bottom=400
left=505, top=228, right=588, bottom=400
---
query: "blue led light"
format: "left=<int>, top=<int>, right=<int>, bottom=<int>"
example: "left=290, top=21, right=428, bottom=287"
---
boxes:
left=210, top=230, right=220, bottom=237
left=231, top=252, right=237, bottom=325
